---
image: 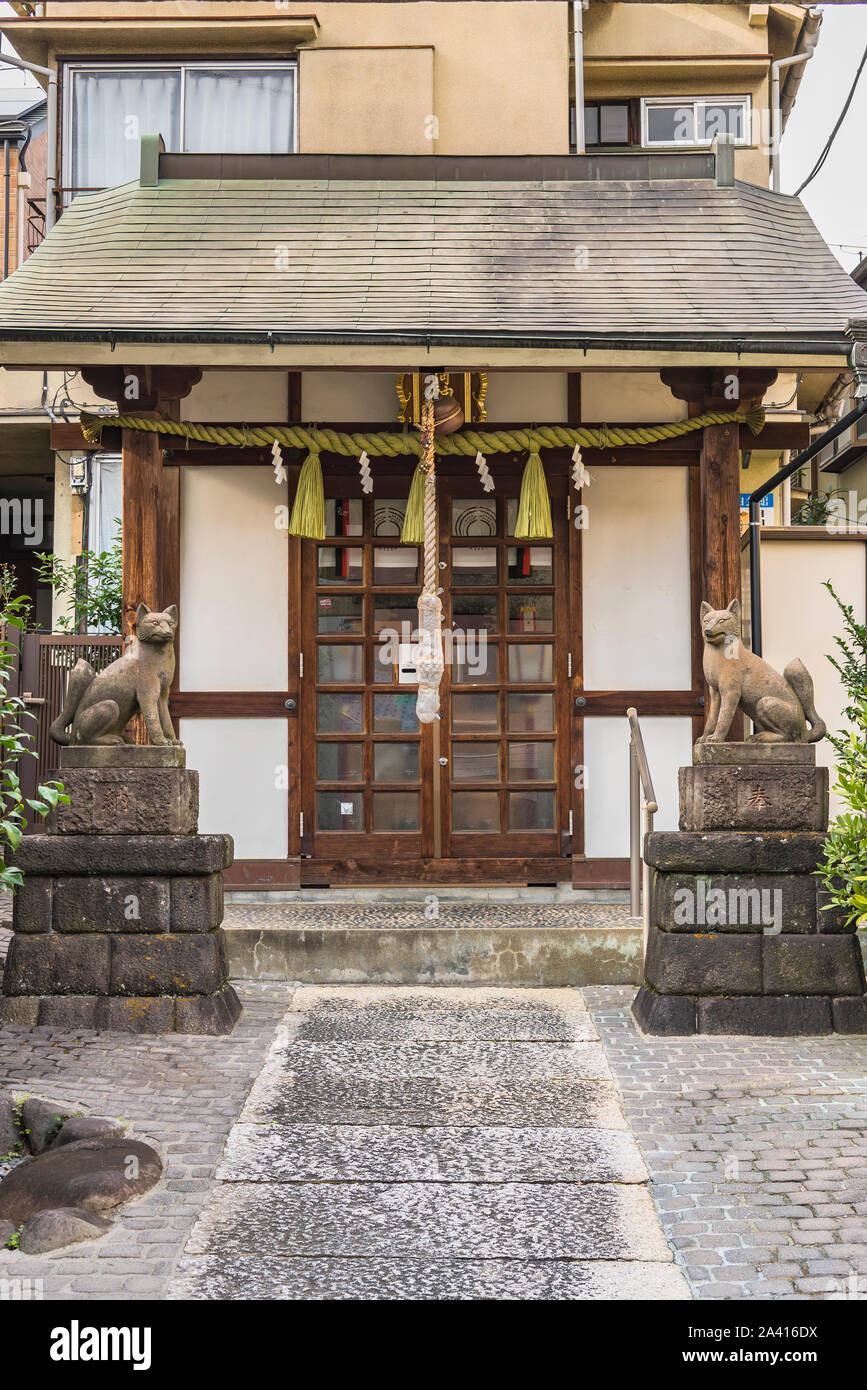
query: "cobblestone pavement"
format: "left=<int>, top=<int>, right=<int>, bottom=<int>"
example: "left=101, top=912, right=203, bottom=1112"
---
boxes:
left=584, top=987, right=867, bottom=1300
left=170, top=986, right=689, bottom=1300
left=3, top=979, right=867, bottom=1301
left=0, top=982, right=290, bottom=1300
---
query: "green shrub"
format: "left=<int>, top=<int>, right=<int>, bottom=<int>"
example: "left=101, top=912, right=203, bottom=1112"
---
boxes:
left=0, top=571, right=69, bottom=893
left=34, top=518, right=122, bottom=634
left=819, top=582, right=867, bottom=928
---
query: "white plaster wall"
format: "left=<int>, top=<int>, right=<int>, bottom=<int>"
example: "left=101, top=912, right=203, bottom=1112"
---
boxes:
left=179, top=466, right=288, bottom=690
left=581, top=372, right=687, bottom=424
left=583, top=715, right=694, bottom=858
left=180, top=718, right=288, bottom=860
left=483, top=373, right=567, bottom=423
left=302, top=372, right=398, bottom=422
left=582, top=466, right=692, bottom=690
left=761, top=538, right=867, bottom=815
left=180, top=371, right=289, bottom=423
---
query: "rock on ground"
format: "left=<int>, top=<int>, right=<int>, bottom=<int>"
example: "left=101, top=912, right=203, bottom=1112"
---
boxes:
left=0, top=1138, right=162, bottom=1224
left=19, top=1207, right=112, bottom=1255
left=20, top=1097, right=73, bottom=1155
left=52, top=1117, right=125, bottom=1150
left=0, top=1089, right=21, bottom=1157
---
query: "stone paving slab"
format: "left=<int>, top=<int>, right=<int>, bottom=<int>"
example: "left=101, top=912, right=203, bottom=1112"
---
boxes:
left=172, top=983, right=687, bottom=1300
left=289, top=984, right=600, bottom=1040
left=218, top=1122, right=647, bottom=1183
left=183, top=1180, right=673, bottom=1261
left=584, top=985, right=867, bottom=1301
left=242, top=1073, right=628, bottom=1129
left=171, top=1254, right=688, bottom=1301
left=264, top=1040, right=613, bottom=1081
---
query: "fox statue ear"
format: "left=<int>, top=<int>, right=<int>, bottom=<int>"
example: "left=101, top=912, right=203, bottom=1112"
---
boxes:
left=700, top=601, right=712, bottom=620
left=728, top=598, right=742, bottom=619
left=165, top=605, right=179, bottom=626
left=135, top=602, right=150, bottom=627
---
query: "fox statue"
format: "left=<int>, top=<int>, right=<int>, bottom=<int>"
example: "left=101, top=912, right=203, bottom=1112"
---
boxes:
left=50, top=603, right=181, bottom=748
left=699, top=598, right=825, bottom=745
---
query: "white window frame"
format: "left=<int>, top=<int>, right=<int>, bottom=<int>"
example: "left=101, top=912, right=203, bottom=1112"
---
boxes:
left=63, top=59, right=299, bottom=189
left=640, top=94, right=751, bottom=149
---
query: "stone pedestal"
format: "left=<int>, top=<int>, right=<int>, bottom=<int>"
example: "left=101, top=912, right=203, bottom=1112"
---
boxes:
left=0, top=746, right=241, bottom=1034
left=632, top=742, right=867, bottom=1036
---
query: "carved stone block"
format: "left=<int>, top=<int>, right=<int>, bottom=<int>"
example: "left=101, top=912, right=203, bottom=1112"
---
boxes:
left=46, top=768, right=199, bottom=836
left=678, top=765, right=828, bottom=833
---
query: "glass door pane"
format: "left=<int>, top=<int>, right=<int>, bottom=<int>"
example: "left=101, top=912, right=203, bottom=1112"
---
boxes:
left=444, top=483, right=564, bottom=855
left=304, top=487, right=427, bottom=860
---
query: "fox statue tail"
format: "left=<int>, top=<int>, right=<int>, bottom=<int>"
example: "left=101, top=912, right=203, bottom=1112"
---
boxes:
left=49, top=658, right=96, bottom=747
left=784, top=658, right=826, bottom=744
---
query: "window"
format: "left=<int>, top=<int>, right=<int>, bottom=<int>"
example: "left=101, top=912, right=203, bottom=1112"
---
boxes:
left=583, top=102, right=631, bottom=147
left=641, top=96, right=750, bottom=148
left=66, top=62, right=297, bottom=192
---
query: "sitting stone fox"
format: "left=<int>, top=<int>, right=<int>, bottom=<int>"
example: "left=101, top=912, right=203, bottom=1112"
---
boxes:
left=50, top=603, right=181, bottom=748
left=700, top=598, right=825, bottom=744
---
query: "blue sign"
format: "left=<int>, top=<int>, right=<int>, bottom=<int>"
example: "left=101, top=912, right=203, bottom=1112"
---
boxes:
left=740, top=493, right=773, bottom=509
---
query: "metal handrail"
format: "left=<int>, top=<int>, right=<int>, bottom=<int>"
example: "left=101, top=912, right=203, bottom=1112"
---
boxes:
left=626, top=707, right=658, bottom=950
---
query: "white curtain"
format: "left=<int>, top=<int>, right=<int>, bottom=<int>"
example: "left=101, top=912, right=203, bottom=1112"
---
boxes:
left=71, top=69, right=181, bottom=189
left=183, top=68, right=294, bottom=154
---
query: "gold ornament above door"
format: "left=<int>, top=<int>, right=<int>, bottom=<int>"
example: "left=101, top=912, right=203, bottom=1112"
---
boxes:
left=396, top=372, right=487, bottom=427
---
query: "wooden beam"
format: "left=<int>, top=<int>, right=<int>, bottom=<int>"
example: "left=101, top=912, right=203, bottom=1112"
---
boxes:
left=50, top=422, right=97, bottom=452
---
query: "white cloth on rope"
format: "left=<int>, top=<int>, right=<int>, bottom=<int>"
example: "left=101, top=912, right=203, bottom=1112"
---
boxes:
left=358, top=449, right=373, bottom=494
left=475, top=450, right=494, bottom=492
left=271, top=439, right=287, bottom=484
left=571, top=443, right=592, bottom=491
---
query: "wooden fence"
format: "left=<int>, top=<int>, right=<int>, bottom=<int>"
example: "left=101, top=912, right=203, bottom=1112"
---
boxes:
left=4, top=632, right=123, bottom=826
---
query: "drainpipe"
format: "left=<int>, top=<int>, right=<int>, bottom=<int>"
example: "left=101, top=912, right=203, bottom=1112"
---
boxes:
left=0, top=51, right=57, bottom=231
left=2, top=139, right=9, bottom=280
left=770, top=28, right=819, bottom=192
left=572, top=1, right=589, bottom=154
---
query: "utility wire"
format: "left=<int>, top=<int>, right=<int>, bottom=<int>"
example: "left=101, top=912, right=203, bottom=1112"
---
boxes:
left=793, top=40, right=867, bottom=197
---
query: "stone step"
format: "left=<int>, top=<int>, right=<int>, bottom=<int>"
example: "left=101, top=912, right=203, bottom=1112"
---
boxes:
left=262, top=1038, right=612, bottom=1080
left=183, top=1179, right=672, bottom=1262
left=222, top=902, right=642, bottom=986
left=286, top=984, right=600, bottom=1041
left=171, top=1254, right=689, bottom=1301
left=217, top=1121, right=647, bottom=1183
left=241, top=1073, right=627, bottom=1128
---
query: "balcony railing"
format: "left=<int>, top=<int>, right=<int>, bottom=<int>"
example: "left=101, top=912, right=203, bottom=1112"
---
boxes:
left=25, top=196, right=45, bottom=255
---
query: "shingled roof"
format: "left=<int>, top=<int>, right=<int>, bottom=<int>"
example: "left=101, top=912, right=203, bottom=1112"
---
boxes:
left=1, top=165, right=864, bottom=347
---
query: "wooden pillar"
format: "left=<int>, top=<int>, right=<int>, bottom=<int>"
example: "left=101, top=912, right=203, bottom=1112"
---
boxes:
left=121, top=426, right=163, bottom=640
left=79, top=366, right=199, bottom=640
left=660, top=366, right=778, bottom=610
left=700, top=419, right=741, bottom=611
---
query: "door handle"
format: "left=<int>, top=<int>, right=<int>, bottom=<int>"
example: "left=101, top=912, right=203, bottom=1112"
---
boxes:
left=438, top=757, right=448, bottom=766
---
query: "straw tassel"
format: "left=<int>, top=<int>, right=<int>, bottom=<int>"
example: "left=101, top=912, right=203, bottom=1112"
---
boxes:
left=401, top=463, right=426, bottom=545
left=288, top=446, right=325, bottom=539
left=514, top=444, right=553, bottom=540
